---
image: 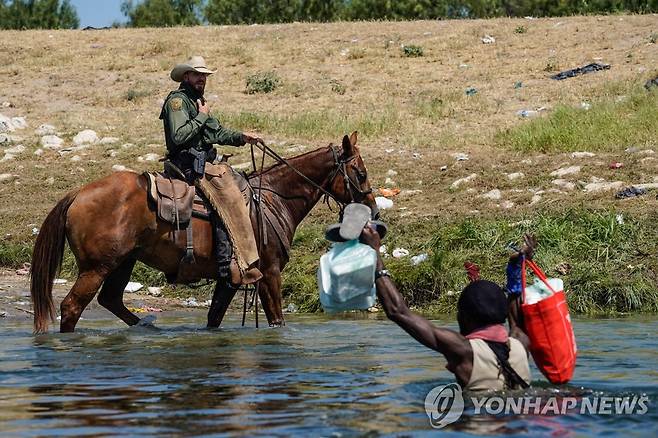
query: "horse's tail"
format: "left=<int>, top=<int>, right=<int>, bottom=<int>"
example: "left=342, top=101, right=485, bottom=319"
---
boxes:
left=30, top=189, right=80, bottom=334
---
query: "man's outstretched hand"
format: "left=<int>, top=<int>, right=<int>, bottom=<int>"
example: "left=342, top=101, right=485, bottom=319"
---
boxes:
left=242, top=132, right=265, bottom=146
left=360, top=225, right=381, bottom=252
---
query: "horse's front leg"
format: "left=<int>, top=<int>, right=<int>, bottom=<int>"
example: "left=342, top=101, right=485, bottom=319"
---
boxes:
left=258, top=268, right=285, bottom=327
left=207, top=280, right=238, bottom=328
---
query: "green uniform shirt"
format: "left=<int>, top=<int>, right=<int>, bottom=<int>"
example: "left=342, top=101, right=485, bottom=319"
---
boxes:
left=160, top=83, right=245, bottom=157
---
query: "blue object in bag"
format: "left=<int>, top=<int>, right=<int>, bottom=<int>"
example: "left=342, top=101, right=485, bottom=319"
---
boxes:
left=317, top=240, right=377, bottom=312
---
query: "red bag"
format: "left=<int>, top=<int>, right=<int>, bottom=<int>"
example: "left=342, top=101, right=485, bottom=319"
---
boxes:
left=521, top=259, right=577, bottom=384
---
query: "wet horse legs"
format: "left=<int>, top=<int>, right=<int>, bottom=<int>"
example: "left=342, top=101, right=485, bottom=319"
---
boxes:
left=60, top=270, right=106, bottom=332
left=97, top=258, right=141, bottom=327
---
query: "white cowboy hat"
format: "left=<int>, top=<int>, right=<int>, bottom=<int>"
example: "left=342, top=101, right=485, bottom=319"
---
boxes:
left=170, top=56, right=216, bottom=82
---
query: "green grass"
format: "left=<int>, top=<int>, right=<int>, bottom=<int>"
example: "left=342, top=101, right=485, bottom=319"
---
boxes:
left=498, top=86, right=658, bottom=152
left=217, top=107, right=401, bottom=139
left=283, top=209, right=658, bottom=315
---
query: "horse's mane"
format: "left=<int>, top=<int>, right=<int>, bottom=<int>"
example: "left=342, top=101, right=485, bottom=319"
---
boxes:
left=246, top=144, right=341, bottom=179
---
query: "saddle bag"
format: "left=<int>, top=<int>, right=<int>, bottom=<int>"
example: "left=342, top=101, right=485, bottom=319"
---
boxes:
left=154, top=175, right=195, bottom=226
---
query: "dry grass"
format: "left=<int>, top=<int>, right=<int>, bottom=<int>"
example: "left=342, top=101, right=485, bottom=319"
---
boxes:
left=0, top=16, right=657, bottom=295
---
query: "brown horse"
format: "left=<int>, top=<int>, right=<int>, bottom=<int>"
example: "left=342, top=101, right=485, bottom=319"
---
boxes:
left=30, top=132, right=378, bottom=333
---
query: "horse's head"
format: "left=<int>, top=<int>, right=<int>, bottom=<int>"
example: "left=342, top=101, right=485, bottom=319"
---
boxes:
left=327, top=131, right=379, bottom=219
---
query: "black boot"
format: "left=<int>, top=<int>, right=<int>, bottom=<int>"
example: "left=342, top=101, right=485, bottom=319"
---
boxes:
left=211, top=213, right=233, bottom=280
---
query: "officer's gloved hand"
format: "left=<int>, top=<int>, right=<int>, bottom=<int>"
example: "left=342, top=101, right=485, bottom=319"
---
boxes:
left=242, top=133, right=265, bottom=146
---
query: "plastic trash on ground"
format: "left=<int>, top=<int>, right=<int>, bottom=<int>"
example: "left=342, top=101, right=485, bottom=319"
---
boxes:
left=318, top=240, right=377, bottom=313
left=392, top=248, right=410, bottom=258
left=411, top=253, right=428, bottom=265
left=124, top=282, right=143, bottom=293
left=375, top=196, right=393, bottom=210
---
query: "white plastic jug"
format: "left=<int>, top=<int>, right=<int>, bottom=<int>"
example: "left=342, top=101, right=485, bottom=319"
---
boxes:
left=525, top=277, right=563, bottom=305
left=317, top=240, right=377, bottom=312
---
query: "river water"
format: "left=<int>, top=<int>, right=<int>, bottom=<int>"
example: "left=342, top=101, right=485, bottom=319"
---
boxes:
left=0, top=312, right=656, bottom=436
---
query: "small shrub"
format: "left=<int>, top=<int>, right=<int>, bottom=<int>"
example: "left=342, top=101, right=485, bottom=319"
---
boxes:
left=330, top=79, right=346, bottom=95
left=402, top=45, right=423, bottom=57
left=514, top=25, right=527, bottom=34
left=544, top=57, right=559, bottom=72
left=125, top=88, right=151, bottom=102
left=347, top=47, right=366, bottom=60
left=245, top=71, right=281, bottom=94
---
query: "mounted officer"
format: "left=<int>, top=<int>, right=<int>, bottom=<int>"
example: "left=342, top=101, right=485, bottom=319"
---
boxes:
left=160, top=55, right=262, bottom=285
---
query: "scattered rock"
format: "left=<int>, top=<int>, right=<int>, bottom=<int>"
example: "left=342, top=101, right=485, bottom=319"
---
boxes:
left=11, top=117, right=27, bottom=129
left=551, top=179, right=576, bottom=190
left=384, top=177, right=396, bottom=186
left=0, top=153, right=15, bottom=162
left=481, top=34, right=496, bottom=44
left=550, top=165, right=581, bottom=177
left=451, top=173, right=477, bottom=189
left=0, top=133, right=11, bottom=144
left=507, top=172, right=524, bottom=180
left=41, top=135, right=64, bottom=150
left=392, top=248, right=410, bottom=258
left=46, top=176, right=54, bottom=185
left=53, top=278, right=67, bottom=285
left=571, top=151, right=596, bottom=158
left=399, top=189, right=422, bottom=197
left=285, top=303, right=298, bottom=313
left=583, top=180, right=624, bottom=193
left=479, top=189, right=502, bottom=200
left=386, top=169, right=398, bottom=177
left=72, top=129, right=99, bottom=146
left=0, top=173, right=17, bottom=183
left=31, top=227, right=39, bottom=235
left=121, top=143, right=135, bottom=149
left=111, top=164, right=127, bottom=172
left=635, top=182, right=658, bottom=190
left=34, top=148, right=44, bottom=156
left=501, top=201, right=515, bottom=209
left=412, top=153, right=422, bottom=159
left=5, top=144, right=25, bottom=154
left=146, top=287, right=162, bottom=297
left=530, top=194, right=542, bottom=205
left=99, top=136, right=119, bottom=145
left=451, top=152, right=469, bottom=161
left=35, top=124, right=56, bottom=136
left=0, top=114, right=15, bottom=132
left=440, top=165, right=448, bottom=171
left=70, top=155, right=81, bottom=162
left=580, top=102, right=592, bottom=110
left=139, top=153, right=160, bottom=162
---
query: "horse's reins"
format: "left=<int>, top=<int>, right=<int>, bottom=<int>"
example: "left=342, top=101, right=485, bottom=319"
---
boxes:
left=240, top=141, right=371, bottom=327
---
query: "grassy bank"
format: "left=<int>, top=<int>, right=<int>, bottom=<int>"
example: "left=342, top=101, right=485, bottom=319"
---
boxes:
left=1, top=16, right=657, bottom=314
left=282, top=209, right=658, bottom=315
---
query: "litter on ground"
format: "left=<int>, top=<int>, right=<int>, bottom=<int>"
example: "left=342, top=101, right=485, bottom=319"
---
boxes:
left=551, top=62, right=610, bottom=80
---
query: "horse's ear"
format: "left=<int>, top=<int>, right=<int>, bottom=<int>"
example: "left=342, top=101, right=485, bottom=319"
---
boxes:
left=349, top=131, right=358, bottom=147
left=342, top=134, right=353, bottom=156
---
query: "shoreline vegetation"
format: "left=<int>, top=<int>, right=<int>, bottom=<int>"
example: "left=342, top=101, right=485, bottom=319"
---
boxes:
left=0, top=15, right=656, bottom=315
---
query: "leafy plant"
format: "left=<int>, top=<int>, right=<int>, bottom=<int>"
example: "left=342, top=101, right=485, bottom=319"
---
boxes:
left=245, top=71, right=281, bottom=94
left=402, top=44, right=423, bottom=57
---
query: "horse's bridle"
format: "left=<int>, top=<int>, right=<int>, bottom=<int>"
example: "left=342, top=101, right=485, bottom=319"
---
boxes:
left=328, top=146, right=373, bottom=204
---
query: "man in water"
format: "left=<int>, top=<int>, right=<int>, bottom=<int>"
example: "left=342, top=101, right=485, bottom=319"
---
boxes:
left=360, top=227, right=532, bottom=391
